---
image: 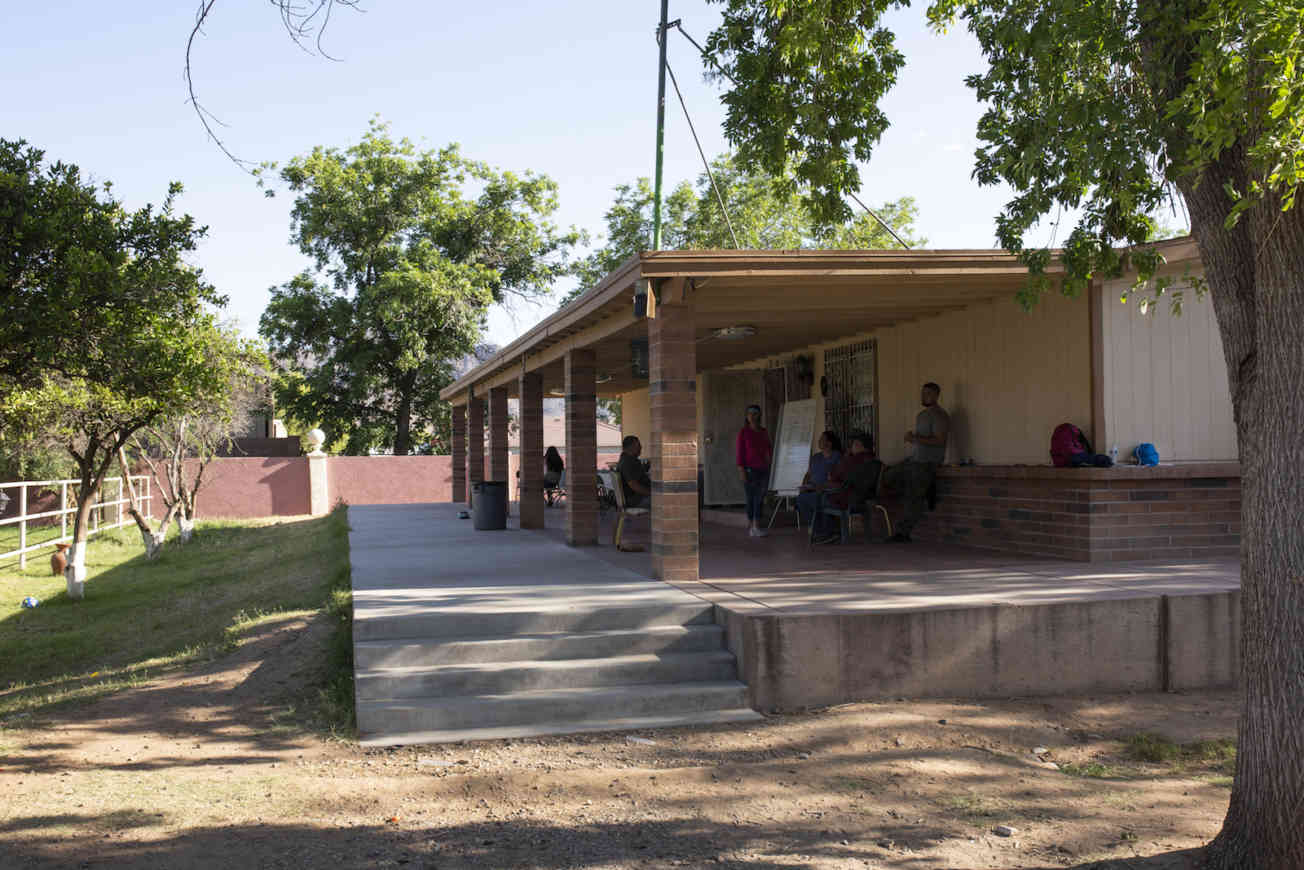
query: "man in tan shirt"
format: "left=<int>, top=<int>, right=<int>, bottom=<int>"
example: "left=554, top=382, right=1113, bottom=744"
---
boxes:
left=885, top=382, right=949, bottom=542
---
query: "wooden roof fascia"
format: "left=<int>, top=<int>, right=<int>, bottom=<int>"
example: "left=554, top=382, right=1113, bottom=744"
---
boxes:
left=441, top=253, right=643, bottom=403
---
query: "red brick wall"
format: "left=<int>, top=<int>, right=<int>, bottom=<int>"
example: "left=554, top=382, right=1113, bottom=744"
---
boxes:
left=329, top=456, right=455, bottom=506
left=193, top=457, right=311, bottom=519
left=193, top=452, right=625, bottom=519
left=902, top=464, right=1240, bottom=561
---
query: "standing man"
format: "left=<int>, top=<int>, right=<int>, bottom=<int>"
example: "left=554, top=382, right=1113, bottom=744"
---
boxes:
left=884, top=382, right=949, bottom=543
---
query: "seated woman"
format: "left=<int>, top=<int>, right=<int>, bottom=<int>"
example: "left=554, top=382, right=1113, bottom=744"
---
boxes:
left=796, top=431, right=842, bottom=534
left=814, top=432, right=881, bottom=543
left=543, top=445, right=564, bottom=489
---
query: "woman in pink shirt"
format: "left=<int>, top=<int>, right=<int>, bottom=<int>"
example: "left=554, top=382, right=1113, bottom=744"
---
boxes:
left=736, top=404, right=773, bottom=538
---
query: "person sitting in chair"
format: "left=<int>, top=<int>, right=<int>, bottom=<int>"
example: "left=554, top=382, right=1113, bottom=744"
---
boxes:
left=543, top=445, right=564, bottom=488
left=617, top=435, right=652, bottom=508
left=813, top=432, right=882, bottom=544
left=797, top=430, right=842, bottom=535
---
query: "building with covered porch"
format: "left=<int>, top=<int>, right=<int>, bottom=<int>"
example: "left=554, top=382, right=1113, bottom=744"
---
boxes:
left=440, top=236, right=1239, bottom=580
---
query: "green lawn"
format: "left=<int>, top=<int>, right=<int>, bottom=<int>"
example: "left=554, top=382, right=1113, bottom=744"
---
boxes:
left=0, top=507, right=353, bottom=732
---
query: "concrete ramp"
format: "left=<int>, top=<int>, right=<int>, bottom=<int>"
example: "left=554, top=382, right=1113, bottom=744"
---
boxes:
left=348, top=504, right=760, bottom=746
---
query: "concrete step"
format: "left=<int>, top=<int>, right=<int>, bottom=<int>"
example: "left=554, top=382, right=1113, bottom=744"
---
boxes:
left=358, top=707, right=764, bottom=747
left=356, top=681, right=752, bottom=738
left=354, top=624, right=727, bottom=669
left=356, top=650, right=740, bottom=700
left=353, top=602, right=716, bottom=642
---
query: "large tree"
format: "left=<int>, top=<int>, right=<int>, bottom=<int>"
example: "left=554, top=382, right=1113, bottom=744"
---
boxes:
left=260, top=121, right=578, bottom=455
left=704, top=0, right=1303, bottom=863
left=566, top=153, right=923, bottom=304
left=0, top=141, right=229, bottom=595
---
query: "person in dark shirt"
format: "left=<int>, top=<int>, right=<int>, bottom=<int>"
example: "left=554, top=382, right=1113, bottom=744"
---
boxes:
left=617, top=435, right=652, bottom=508
left=543, top=445, right=564, bottom=489
left=813, top=432, right=882, bottom=544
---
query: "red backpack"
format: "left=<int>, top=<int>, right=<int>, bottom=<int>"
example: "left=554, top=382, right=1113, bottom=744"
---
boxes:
left=1050, top=423, right=1092, bottom=467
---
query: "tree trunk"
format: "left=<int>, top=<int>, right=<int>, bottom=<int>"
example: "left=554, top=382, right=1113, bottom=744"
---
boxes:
left=1194, top=189, right=1304, bottom=866
left=63, top=495, right=93, bottom=600
left=175, top=515, right=195, bottom=544
left=118, top=447, right=174, bottom=559
left=393, top=374, right=416, bottom=455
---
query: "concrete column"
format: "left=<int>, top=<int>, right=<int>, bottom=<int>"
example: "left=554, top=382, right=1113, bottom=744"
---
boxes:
left=306, top=428, right=330, bottom=516
left=564, top=349, right=598, bottom=546
left=451, top=404, right=467, bottom=504
left=488, top=386, right=510, bottom=483
left=649, top=302, right=699, bottom=582
left=467, top=394, right=484, bottom=505
left=518, top=370, right=545, bottom=529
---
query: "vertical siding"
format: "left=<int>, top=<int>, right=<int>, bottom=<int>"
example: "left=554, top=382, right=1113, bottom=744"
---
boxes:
left=1100, top=278, right=1236, bottom=461
left=874, top=291, right=1092, bottom=464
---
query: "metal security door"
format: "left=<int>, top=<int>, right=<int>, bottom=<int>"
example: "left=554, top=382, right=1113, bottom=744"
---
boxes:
left=823, top=340, right=878, bottom=451
left=702, top=370, right=765, bottom=505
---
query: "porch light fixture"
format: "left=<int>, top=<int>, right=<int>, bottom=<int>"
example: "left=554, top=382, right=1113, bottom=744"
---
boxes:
left=595, top=372, right=614, bottom=384
left=710, top=325, right=757, bottom=341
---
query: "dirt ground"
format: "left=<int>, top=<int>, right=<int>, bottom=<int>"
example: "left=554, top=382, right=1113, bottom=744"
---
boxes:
left=0, top=618, right=1237, bottom=870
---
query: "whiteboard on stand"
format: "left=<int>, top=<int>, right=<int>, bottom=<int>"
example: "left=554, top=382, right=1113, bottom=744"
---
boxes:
left=768, top=398, right=818, bottom=495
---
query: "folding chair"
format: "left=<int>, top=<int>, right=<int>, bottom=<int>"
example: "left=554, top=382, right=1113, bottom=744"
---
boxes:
left=809, top=464, right=893, bottom=546
left=544, top=469, right=566, bottom=507
left=611, top=468, right=649, bottom=551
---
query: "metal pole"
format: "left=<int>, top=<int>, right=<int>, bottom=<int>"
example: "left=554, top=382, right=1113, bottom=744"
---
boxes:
left=651, top=0, right=669, bottom=251
left=60, top=482, right=68, bottom=540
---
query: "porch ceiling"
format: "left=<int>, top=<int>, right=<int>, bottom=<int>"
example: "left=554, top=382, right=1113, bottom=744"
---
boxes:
left=443, top=249, right=1038, bottom=403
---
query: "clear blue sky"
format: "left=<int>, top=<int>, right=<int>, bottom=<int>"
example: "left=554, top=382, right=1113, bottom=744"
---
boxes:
left=6, top=1, right=1042, bottom=347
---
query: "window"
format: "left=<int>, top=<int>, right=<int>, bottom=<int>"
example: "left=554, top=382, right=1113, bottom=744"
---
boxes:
left=823, top=340, right=877, bottom=451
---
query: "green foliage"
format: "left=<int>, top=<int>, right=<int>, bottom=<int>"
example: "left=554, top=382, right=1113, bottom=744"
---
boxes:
left=565, top=153, right=923, bottom=304
left=259, top=120, right=579, bottom=454
left=704, top=0, right=908, bottom=225
left=0, top=139, right=226, bottom=397
left=0, top=141, right=231, bottom=545
left=707, top=0, right=1302, bottom=306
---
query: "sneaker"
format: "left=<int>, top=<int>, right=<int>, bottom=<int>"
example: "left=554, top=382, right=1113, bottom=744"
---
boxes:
left=753, top=527, right=767, bottom=538
left=888, top=532, right=912, bottom=543
left=747, top=526, right=758, bottom=537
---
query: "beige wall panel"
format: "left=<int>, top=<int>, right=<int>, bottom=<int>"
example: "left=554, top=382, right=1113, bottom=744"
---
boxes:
left=869, top=292, right=1089, bottom=465
left=621, top=387, right=651, bottom=443
left=1100, top=278, right=1236, bottom=461
left=619, top=378, right=705, bottom=463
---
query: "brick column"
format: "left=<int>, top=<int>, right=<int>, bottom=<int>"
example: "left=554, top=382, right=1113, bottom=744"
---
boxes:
left=649, top=302, right=699, bottom=582
left=518, top=371, right=545, bottom=529
left=564, top=349, right=598, bottom=546
left=488, top=386, right=510, bottom=484
left=467, top=394, right=484, bottom=505
left=451, top=404, right=467, bottom=504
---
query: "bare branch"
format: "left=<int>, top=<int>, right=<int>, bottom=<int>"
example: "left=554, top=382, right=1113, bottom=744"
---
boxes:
left=185, top=0, right=364, bottom=172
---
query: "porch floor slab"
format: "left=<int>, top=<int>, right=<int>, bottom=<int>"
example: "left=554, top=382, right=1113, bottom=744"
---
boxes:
left=539, top=504, right=1240, bottom=615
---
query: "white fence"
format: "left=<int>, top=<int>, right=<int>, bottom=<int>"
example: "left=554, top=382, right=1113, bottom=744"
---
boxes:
left=0, top=476, right=152, bottom=569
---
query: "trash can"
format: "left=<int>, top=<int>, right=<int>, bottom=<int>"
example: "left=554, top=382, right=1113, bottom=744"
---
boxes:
left=473, top=481, right=508, bottom=530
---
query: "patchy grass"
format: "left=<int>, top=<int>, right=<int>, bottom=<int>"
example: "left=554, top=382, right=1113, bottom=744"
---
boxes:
left=1126, top=732, right=1237, bottom=774
left=0, top=508, right=353, bottom=733
left=1059, top=761, right=1130, bottom=779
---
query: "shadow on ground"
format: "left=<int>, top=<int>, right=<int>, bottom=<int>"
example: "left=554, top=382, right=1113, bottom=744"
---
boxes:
left=0, top=813, right=1207, bottom=869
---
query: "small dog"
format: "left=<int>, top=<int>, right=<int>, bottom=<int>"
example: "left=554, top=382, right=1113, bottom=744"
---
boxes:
left=51, top=543, right=70, bottom=576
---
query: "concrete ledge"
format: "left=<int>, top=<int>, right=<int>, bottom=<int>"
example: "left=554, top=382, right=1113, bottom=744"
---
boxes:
left=722, top=590, right=1240, bottom=711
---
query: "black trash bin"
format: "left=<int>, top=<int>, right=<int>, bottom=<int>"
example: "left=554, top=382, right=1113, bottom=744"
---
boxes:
left=473, top=481, right=508, bottom=530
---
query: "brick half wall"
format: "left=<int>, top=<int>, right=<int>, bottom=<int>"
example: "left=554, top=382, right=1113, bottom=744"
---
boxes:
left=901, top=464, right=1241, bottom=562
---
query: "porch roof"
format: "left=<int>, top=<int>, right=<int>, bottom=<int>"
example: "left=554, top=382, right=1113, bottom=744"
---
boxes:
left=441, top=240, right=1199, bottom=405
